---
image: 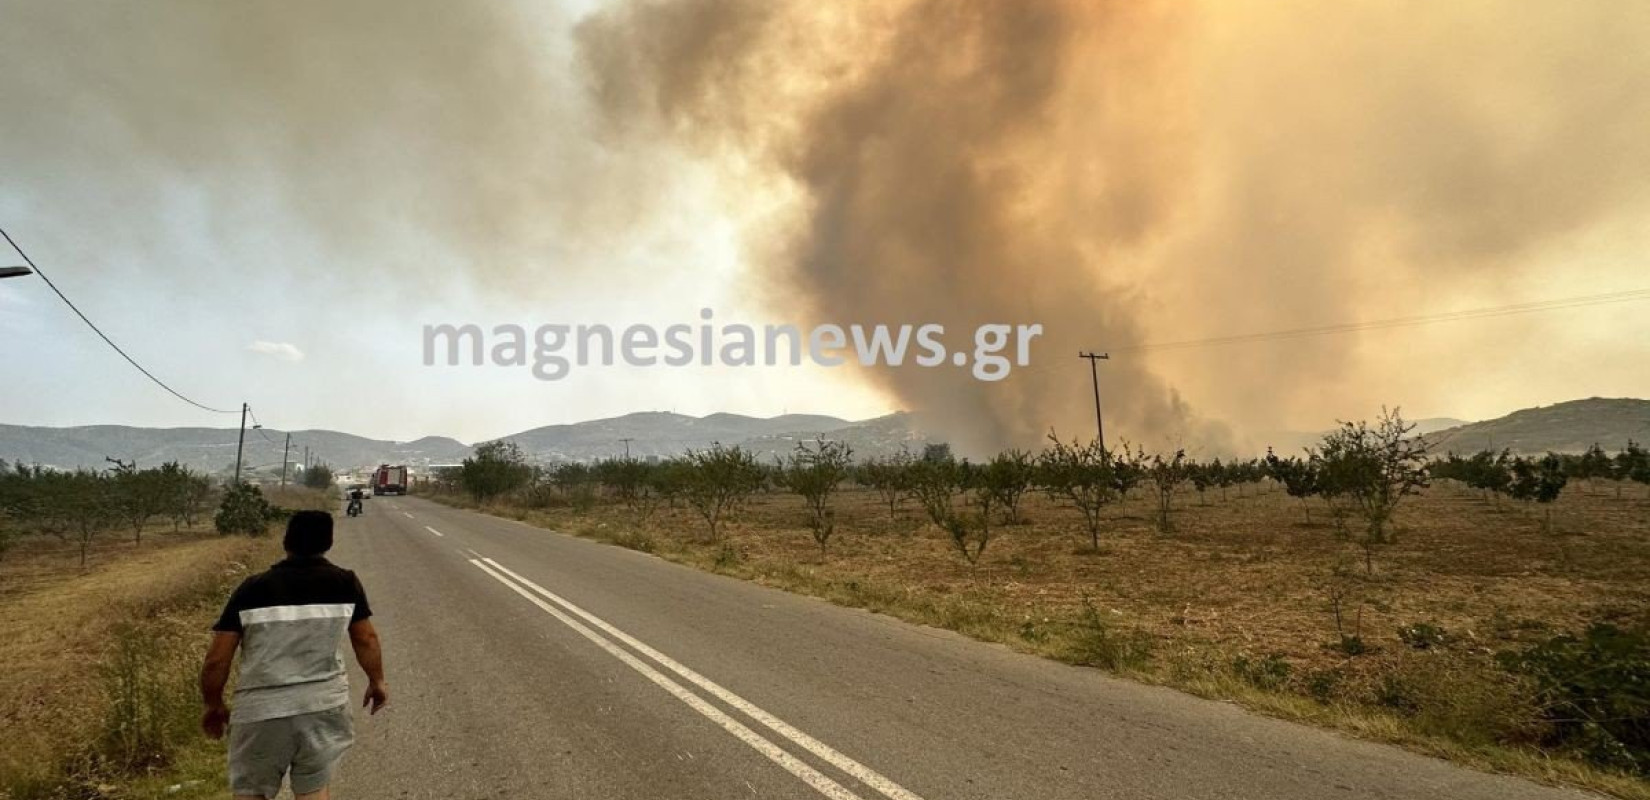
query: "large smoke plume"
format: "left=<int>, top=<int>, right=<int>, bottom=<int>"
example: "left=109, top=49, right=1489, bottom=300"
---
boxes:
left=577, top=0, right=1650, bottom=454
left=6, top=1, right=1648, bottom=452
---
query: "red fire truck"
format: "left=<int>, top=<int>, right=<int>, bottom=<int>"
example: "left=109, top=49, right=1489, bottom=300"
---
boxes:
left=373, top=464, right=408, bottom=496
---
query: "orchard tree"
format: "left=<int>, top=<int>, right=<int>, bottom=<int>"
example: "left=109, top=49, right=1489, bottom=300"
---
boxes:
left=1574, top=443, right=1613, bottom=493
left=777, top=438, right=854, bottom=555
left=1616, top=441, right=1650, bottom=498
left=979, top=449, right=1034, bottom=524
left=857, top=452, right=914, bottom=519
left=164, top=463, right=214, bottom=530
left=1314, top=408, right=1430, bottom=574
left=594, top=458, right=652, bottom=507
left=1509, top=453, right=1568, bottom=532
left=1109, top=444, right=1147, bottom=503
left=683, top=443, right=765, bottom=541
left=1188, top=460, right=1215, bottom=506
left=1036, top=434, right=1114, bottom=550
left=461, top=440, right=533, bottom=504
left=1147, top=450, right=1189, bottom=533
left=648, top=459, right=693, bottom=509
left=1265, top=450, right=1321, bottom=524
left=907, top=450, right=964, bottom=529
left=107, top=459, right=169, bottom=544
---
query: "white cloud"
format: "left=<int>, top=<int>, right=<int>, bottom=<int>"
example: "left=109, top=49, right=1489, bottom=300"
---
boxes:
left=248, top=340, right=305, bottom=363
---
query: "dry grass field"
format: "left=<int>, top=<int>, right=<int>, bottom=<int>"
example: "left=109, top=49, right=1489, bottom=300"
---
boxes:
left=442, top=478, right=1650, bottom=798
left=0, top=487, right=324, bottom=799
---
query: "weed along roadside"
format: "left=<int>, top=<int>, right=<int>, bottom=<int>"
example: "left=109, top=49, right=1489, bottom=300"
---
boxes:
left=423, top=422, right=1650, bottom=800
left=0, top=480, right=331, bottom=800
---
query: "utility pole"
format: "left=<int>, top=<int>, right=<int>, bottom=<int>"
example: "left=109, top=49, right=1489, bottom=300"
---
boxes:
left=1078, top=352, right=1110, bottom=453
left=304, top=446, right=311, bottom=475
left=280, top=433, right=292, bottom=489
left=619, top=438, right=634, bottom=459
left=234, top=402, right=249, bottom=485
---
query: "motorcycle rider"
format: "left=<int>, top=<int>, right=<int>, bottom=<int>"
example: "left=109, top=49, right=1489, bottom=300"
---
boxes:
left=346, top=487, right=365, bottom=517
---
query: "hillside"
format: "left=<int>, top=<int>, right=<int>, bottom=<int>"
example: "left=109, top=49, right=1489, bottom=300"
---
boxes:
left=0, top=424, right=472, bottom=476
left=504, top=412, right=855, bottom=462
left=0, top=412, right=926, bottom=473
left=1424, top=397, right=1650, bottom=454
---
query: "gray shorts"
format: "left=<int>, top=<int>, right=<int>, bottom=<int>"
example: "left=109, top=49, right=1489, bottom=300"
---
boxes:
left=229, top=704, right=354, bottom=797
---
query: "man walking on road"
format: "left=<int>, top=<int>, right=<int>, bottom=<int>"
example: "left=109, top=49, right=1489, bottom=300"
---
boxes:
left=200, top=510, right=388, bottom=799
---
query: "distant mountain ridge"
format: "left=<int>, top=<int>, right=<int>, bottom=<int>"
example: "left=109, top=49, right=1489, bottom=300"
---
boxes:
left=0, top=424, right=473, bottom=477
left=6, top=398, right=1642, bottom=473
left=0, top=412, right=931, bottom=474
left=1423, top=398, right=1650, bottom=454
left=1259, top=417, right=1469, bottom=457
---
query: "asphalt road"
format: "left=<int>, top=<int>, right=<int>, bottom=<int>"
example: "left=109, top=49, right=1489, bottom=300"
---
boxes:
left=322, top=495, right=1595, bottom=800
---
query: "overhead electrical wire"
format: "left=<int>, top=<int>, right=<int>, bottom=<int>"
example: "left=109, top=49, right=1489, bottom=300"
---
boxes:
left=0, top=227, right=239, bottom=414
left=1110, top=287, right=1650, bottom=354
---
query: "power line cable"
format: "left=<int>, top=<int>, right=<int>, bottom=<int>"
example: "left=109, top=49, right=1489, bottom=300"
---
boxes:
left=0, top=227, right=238, bottom=414
left=1112, top=288, right=1650, bottom=354
left=1009, top=286, right=1650, bottom=379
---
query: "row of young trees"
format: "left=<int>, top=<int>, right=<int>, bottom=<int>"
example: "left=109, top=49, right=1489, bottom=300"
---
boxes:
left=439, top=411, right=1649, bottom=572
left=0, top=459, right=215, bottom=564
left=443, top=415, right=1402, bottom=567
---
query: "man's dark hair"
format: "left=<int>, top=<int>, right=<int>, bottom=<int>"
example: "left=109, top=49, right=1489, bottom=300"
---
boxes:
left=284, top=510, right=334, bottom=556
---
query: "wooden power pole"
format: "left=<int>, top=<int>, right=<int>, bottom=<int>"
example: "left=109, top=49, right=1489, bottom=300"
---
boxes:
left=1078, top=352, right=1110, bottom=453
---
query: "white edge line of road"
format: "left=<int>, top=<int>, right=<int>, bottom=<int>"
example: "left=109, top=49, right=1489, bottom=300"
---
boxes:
left=480, top=558, right=926, bottom=800
left=425, top=526, right=445, bottom=537
left=469, top=559, right=868, bottom=800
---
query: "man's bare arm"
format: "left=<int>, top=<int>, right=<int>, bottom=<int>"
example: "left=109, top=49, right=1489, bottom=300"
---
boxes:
left=348, top=619, right=388, bottom=714
left=200, top=631, right=240, bottom=739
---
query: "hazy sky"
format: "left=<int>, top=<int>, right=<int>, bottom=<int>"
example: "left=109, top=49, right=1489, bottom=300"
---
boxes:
left=3, top=0, right=1648, bottom=453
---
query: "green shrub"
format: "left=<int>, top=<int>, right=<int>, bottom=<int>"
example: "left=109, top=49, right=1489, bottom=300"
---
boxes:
left=1305, top=668, right=1344, bottom=703
left=1334, top=635, right=1368, bottom=656
left=713, top=542, right=745, bottom=570
left=214, top=484, right=272, bottom=536
left=610, top=529, right=655, bottom=553
left=1372, top=657, right=1546, bottom=748
left=1397, top=622, right=1449, bottom=650
left=1232, top=652, right=1292, bottom=690
left=96, top=623, right=196, bottom=774
left=1500, top=624, right=1650, bottom=774
left=1066, top=600, right=1153, bottom=671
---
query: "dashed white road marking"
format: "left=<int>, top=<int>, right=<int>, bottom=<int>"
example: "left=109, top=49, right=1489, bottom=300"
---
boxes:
left=424, top=526, right=445, bottom=537
left=402, top=512, right=414, bottom=519
left=470, top=560, right=875, bottom=800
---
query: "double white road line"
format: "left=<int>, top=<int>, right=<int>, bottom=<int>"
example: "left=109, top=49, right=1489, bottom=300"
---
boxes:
left=469, top=556, right=925, bottom=800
